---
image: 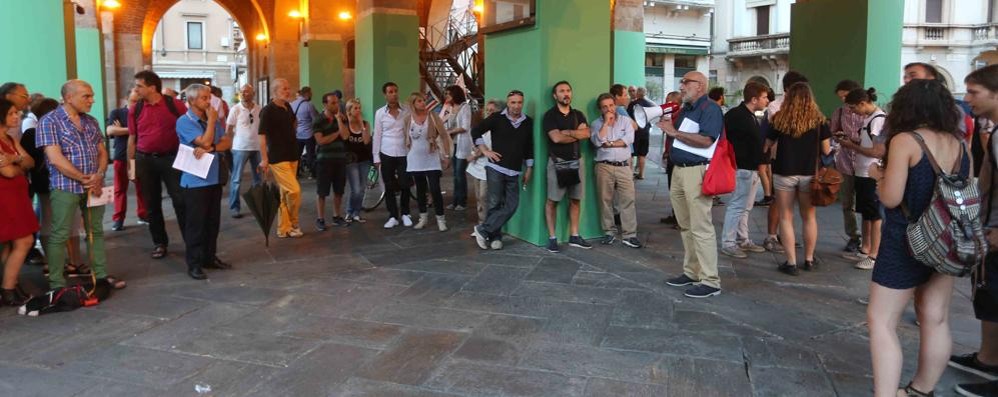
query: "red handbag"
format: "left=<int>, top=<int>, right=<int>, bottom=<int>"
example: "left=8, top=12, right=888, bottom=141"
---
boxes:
left=702, top=129, right=737, bottom=196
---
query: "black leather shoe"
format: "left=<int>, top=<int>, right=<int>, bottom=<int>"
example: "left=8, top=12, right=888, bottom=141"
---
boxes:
left=187, top=268, right=208, bottom=280
left=204, top=257, right=232, bottom=270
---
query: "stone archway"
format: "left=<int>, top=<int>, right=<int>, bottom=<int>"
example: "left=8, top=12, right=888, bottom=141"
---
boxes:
left=111, top=0, right=271, bottom=102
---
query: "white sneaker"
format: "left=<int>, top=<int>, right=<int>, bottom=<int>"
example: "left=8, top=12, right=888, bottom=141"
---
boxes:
left=288, top=227, right=304, bottom=238
left=436, top=215, right=448, bottom=232
left=490, top=239, right=503, bottom=250
left=472, top=226, right=488, bottom=249
left=384, top=217, right=400, bottom=229
left=402, top=214, right=413, bottom=227
left=414, top=213, right=428, bottom=230
left=842, top=251, right=868, bottom=261
left=352, top=215, right=366, bottom=223
left=854, top=256, right=875, bottom=270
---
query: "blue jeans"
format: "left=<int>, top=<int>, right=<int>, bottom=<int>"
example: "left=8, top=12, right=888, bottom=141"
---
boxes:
left=345, top=161, right=371, bottom=217
left=721, top=169, right=759, bottom=248
left=452, top=156, right=469, bottom=207
left=229, top=150, right=262, bottom=212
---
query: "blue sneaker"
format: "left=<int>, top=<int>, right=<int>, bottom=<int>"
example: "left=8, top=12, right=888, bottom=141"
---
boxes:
left=546, top=238, right=560, bottom=253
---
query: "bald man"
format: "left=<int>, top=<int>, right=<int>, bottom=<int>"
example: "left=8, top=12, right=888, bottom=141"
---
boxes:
left=259, top=78, right=304, bottom=238
left=226, top=83, right=262, bottom=218
left=658, top=71, right=724, bottom=298
left=36, top=80, right=125, bottom=290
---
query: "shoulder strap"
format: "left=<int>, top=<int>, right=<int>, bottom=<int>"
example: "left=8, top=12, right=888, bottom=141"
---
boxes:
left=132, top=101, right=144, bottom=146
left=908, top=131, right=964, bottom=176
left=164, top=97, right=181, bottom=118
left=863, top=113, right=886, bottom=139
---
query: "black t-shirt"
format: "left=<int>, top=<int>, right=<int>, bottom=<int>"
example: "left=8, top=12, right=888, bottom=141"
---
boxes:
left=346, top=121, right=372, bottom=163
left=767, top=122, right=832, bottom=176
left=725, top=103, right=764, bottom=170
left=542, top=106, right=588, bottom=160
left=259, top=101, right=299, bottom=164
left=107, top=107, right=129, bottom=161
left=20, top=128, right=49, bottom=195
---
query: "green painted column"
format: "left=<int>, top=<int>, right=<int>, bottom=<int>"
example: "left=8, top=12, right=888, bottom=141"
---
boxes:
left=613, top=0, right=646, bottom=87
left=354, top=6, right=419, bottom=122
left=300, top=39, right=345, bottom=101
left=76, top=27, right=106, bottom=129
left=0, top=0, right=70, bottom=99
left=790, top=0, right=903, bottom=114
left=484, top=0, right=611, bottom=245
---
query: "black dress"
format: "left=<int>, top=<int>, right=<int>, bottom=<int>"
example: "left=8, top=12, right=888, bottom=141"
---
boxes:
left=873, top=152, right=970, bottom=289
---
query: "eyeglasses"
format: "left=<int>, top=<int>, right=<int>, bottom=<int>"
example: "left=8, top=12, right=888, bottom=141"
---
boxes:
left=680, top=79, right=702, bottom=86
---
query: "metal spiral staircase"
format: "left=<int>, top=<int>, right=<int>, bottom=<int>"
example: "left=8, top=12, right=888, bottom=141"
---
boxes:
left=419, top=9, right=483, bottom=105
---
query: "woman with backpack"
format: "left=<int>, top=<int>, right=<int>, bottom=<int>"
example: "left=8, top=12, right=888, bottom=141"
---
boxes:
left=764, top=82, right=832, bottom=275
left=837, top=87, right=887, bottom=271
left=867, top=80, right=970, bottom=397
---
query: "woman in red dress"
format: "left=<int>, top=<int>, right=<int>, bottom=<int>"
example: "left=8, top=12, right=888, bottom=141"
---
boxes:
left=0, top=98, right=38, bottom=305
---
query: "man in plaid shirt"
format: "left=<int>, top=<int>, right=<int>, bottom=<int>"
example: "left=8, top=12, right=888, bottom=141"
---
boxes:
left=36, top=80, right=125, bottom=290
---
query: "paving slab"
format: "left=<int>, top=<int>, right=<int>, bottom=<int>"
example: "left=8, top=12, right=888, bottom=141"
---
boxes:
left=427, top=360, right=588, bottom=397
left=357, top=328, right=468, bottom=386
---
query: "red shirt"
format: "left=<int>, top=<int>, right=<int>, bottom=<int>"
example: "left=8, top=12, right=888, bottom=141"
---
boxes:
left=128, top=96, right=188, bottom=154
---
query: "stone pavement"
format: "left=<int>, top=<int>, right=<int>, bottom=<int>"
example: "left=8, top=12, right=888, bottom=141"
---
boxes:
left=0, top=137, right=986, bottom=396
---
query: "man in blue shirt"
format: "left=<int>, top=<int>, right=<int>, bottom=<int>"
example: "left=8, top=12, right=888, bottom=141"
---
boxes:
left=658, top=71, right=724, bottom=298
left=176, top=84, right=232, bottom=280
left=291, top=86, right=320, bottom=178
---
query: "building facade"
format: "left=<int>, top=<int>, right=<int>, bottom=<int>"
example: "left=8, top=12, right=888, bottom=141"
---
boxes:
left=151, top=0, right=247, bottom=102
left=710, top=0, right=997, bottom=102
left=642, top=0, right=714, bottom=103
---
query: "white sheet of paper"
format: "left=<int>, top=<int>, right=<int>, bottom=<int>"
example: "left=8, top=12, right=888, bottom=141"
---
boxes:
left=172, top=144, right=214, bottom=179
left=87, top=186, right=114, bottom=207
left=671, top=118, right=718, bottom=159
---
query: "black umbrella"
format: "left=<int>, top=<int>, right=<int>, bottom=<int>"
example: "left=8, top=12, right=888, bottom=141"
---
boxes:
left=242, top=182, right=281, bottom=247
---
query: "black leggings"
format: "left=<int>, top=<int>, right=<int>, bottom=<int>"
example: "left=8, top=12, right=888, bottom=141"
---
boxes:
left=380, top=154, right=410, bottom=219
left=411, top=170, right=444, bottom=216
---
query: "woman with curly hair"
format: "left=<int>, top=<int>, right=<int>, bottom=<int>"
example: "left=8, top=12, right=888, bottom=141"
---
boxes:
left=764, top=82, right=832, bottom=275
left=867, top=79, right=968, bottom=397
left=403, top=92, right=453, bottom=231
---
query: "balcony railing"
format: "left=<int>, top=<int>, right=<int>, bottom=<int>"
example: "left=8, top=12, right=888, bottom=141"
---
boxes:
left=727, top=33, right=790, bottom=56
left=154, top=49, right=247, bottom=65
left=906, top=23, right=997, bottom=46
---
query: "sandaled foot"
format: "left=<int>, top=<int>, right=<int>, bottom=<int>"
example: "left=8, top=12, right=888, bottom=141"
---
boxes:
left=65, top=263, right=92, bottom=277
left=102, top=276, right=127, bottom=290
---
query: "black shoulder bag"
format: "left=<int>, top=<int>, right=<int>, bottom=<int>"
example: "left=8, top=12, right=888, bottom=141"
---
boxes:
left=552, top=111, right=581, bottom=187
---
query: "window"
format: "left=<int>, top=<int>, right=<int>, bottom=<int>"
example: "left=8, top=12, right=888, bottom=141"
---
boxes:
left=925, top=0, right=943, bottom=23
left=480, top=0, right=536, bottom=35
left=756, top=5, right=770, bottom=36
left=187, top=22, right=204, bottom=50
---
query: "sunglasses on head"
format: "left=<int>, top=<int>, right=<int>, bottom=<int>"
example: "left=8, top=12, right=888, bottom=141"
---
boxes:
left=507, top=90, right=524, bottom=97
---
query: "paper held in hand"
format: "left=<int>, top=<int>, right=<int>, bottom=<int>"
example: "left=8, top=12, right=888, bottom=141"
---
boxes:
left=172, top=144, right=214, bottom=179
left=87, top=186, right=114, bottom=207
left=671, top=118, right=718, bottom=160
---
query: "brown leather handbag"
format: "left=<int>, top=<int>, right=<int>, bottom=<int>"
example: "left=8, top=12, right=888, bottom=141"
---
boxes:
left=810, top=127, right=842, bottom=206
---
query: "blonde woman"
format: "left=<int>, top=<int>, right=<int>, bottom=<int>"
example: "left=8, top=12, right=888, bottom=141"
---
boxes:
left=403, top=93, right=453, bottom=231
left=339, top=98, right=372, bottom=222
left=764, top=82, right=832, bottom=275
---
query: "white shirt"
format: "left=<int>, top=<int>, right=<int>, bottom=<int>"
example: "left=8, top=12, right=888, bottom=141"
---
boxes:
left=467, top=131, right=491, bottom=180
left=21, top=112, right=37, bottom=133
left=373, top=105, right=407, bottom=162
left=853, top=109, right=886, bottom=178
left=226, top=102, right=261, bottom=151
left=449, top=103, right=473, bottom=160
left=406, top=118, right=441, bottom=172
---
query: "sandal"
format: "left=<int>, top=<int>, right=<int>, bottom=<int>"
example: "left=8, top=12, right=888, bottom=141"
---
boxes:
left=900, top=382, right=934, bottom=397
left=102, top=276, right=126, bottom=290
left=1, top=287, right=30, bottom=306
left=151, top=245, right=167, bottom=259
left=65, top=263, right=92, bottom=277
